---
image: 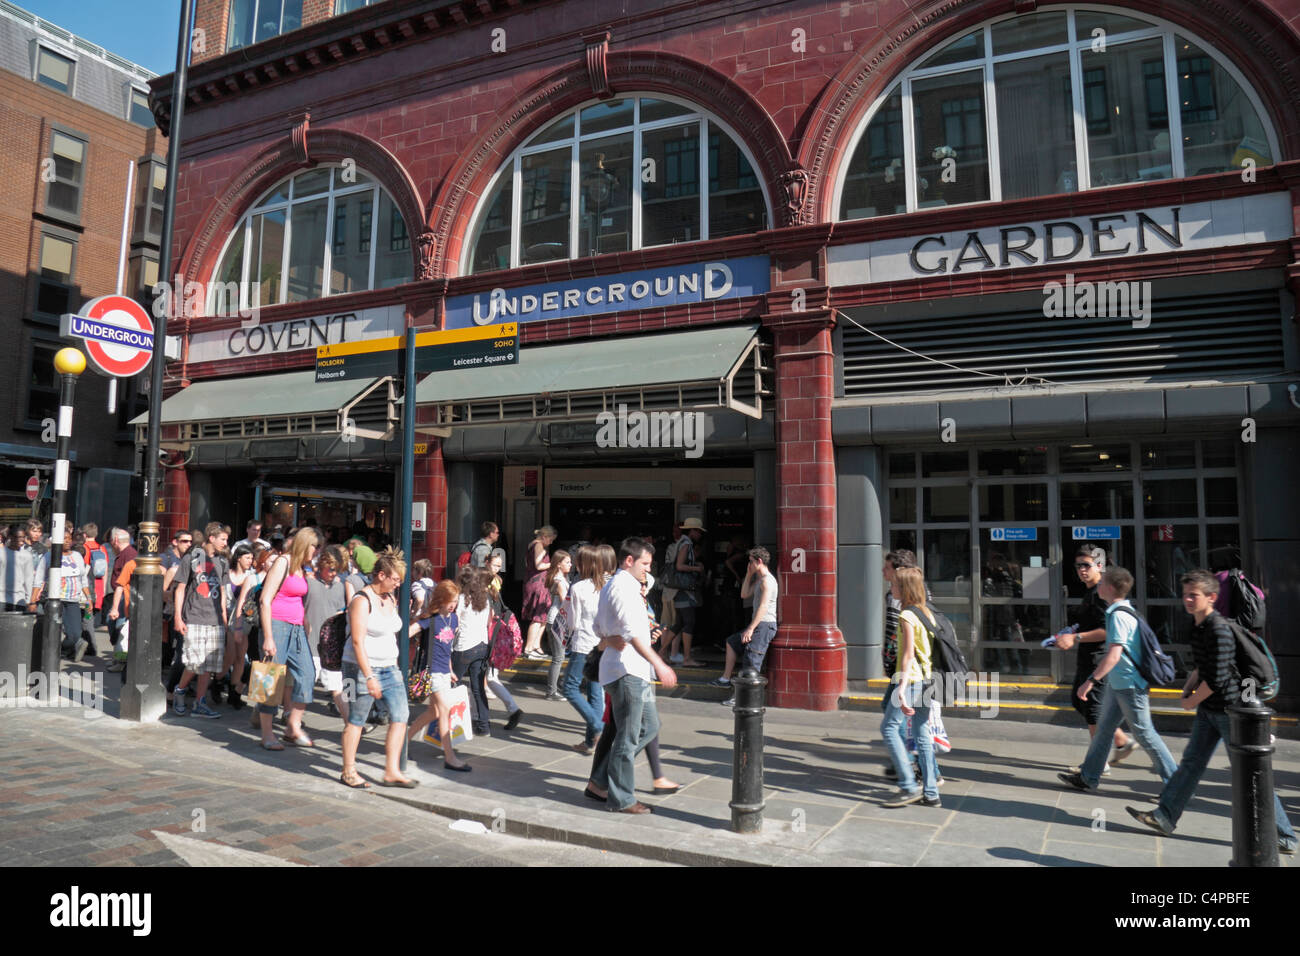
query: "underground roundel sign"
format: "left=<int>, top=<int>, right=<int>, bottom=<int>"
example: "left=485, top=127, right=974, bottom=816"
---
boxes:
left=59, top=294, right=155, bottom=377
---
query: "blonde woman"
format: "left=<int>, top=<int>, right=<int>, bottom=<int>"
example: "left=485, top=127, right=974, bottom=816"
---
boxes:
left=257, top=529, right=317, bottom=750
left=340, top=549, right=423, bottom=788
left=520, top=525, right=556, bottom=658
left=879, top=566, right=940, bottom=808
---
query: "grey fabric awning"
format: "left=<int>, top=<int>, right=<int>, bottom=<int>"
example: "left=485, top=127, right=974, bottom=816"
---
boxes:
left=415, top=324, right=765, bottom=425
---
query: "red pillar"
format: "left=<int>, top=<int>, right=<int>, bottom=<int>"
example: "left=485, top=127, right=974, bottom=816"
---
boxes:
left=764, top=311, right=844, bottom=710
left=160, top=438, right=191, bottom=541
left=412, top=404, right=448, bottom=570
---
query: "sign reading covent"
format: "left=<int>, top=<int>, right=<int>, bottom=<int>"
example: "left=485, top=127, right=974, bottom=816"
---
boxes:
left=186, top=305, right=407, bottom=365
left=827, top=194, right=1293, bottom=286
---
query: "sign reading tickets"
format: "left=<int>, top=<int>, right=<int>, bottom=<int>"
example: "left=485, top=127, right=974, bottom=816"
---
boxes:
left=443, top=256, right=770, bottom=329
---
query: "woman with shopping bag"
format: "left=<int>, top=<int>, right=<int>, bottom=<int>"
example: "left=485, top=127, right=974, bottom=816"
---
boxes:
left=407, top=579, right=471, bottom=772
left=340, top=549, right=423, bottom=788
left=257, top=531, right=318, bottom=751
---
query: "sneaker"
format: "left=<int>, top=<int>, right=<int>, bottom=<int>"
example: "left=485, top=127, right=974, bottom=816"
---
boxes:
left=669, top=653, right=685, bottom=664
left=505, top=709, right=523, bottom=731
left=921, top=795, right=942, bottom=808
left=192, top=701, right=222, bottom=720
left=1280, top=841, right=1296, bottom=856
left=1111, top=740, right=1137, bottom=765
left=525, top=650, right=547, bottom=661
left=73, top=639, right=89, bottom=662
left=1057, top=770, right=1093, bottom=791
left=544, top=692, right=566, bottom=702
left=721, top=697, right=735, bottom=707
left=882, top=763, right=897, bottom=780
left=707, top=677, right=731, bottom=687
left=172, top=689, right=188, bottom=716
left=106, top=660, right=125, bottom=673
left=1126, top=806, right=1172, bottom=835
left=209, top=681, right=224, bottom=705
left=881, top=790, right=924, bottom=808
left=1071, top=763, right=1109, bottom=776
left=228, top=691, right=245, bottom=710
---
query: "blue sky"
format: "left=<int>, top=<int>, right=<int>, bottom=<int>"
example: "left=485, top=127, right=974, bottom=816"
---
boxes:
left=21, top=0, right=185, bottom=75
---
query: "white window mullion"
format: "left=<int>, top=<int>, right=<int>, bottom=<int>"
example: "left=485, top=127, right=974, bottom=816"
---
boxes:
left=569, top=140, right=579, bottom=259
left=321, top=173, right=336, bottom=297
left=510, top=156, right=522, bottom=269
left=698, top=117, right=709, bottom=242
left=1068, top=15, right=1091, bottom=192
left=1164, top=32, right=1186, bottom=180
left=901, top=78, right=918, bottom=213
left=240, top=218, right=253, bottom=312
left=367, top=185, right=378, bottom=291
left=279, top=203, right=292, bottom=305
left=983, top=49, right=1002, bottom=203
left=631, top=100, right=643, bottom=251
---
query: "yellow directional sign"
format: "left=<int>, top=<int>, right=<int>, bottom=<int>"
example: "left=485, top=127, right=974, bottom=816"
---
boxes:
left=315, top=324, right=519, bottom=382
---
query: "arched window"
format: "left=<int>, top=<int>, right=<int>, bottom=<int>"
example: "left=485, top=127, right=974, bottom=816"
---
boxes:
left=464, top=96, right=771, bottom=275
left=837, top=7, right=1279, bottom=220
left=209, top=164, right=411, bottom=314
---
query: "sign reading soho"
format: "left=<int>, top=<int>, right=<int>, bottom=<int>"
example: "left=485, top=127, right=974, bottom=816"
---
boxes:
left=186, top=305, right=406, bottom=365
left=827, top=194, right=1292, bottom=286
left=443, top=256, right=770, bottom=329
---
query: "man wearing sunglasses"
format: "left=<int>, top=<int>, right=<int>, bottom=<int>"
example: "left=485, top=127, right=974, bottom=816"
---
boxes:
left=1053, top=546, right=1134, bottom=769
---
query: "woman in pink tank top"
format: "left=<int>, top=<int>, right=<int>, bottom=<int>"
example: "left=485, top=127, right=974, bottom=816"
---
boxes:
left=257, top=530, right=318, bottom=750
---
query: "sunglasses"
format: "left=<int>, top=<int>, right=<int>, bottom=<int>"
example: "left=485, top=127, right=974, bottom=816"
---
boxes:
left=177, top=539, right=193, bottom=545
left=1075, top=563, right=1094, bottom=570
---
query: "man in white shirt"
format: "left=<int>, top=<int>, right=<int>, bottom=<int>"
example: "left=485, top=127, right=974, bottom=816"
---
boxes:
left=234, top=519, right=270, bottom=553
left=589, top=537, right=677, bottom=814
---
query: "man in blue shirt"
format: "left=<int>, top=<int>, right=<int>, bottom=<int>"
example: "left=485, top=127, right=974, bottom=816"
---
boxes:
left=1058, top=566, right=1177, bottom=791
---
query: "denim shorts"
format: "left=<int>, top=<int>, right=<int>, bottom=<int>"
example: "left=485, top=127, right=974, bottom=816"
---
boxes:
left=342, top=662, right=409, bottom=726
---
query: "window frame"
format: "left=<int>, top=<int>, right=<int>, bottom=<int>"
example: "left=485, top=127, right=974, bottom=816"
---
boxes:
left=128, top=86, right=155, bottom=128
left=462, top=94, right=773, bottom=276
left=22, top=331, right=66, bottom=430
left=34, top=44, right=76, bottom=95
left=834, top=4, right=1281, bottom=220
left=207, top=164, right=410, bottom=314
left=43, top=124, right=89, bottom=223
left=133, top=156, right=167, bottom=246
left=34, top=227, right=79, bottom=326
left=226, top=0, right=305, bottom=52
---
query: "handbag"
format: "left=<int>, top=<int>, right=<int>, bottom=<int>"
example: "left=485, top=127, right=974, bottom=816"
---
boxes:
left=488, top=609, right=523, bottom=671
left=421, top=683, right=474, bottom=744
left=247, top=660, right=286, bottom=706
left=408, top=667, right=433, bottom=701
left=582, top=647, right=603, bottom=683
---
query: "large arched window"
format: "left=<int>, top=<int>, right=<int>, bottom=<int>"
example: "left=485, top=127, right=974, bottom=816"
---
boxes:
left=837, top=6, right=1279, bottom=220
left=464, top=96, right=771, bottom=275
left=210, top=164, right=412, bottom=314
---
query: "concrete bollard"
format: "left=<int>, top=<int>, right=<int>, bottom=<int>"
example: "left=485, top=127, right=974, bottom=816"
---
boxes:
left=729, top=668, right=767, bottom=834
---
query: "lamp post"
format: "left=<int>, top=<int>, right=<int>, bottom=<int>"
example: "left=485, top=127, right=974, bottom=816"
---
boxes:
left=37, top=347, right=86, bottom=699
left=121, top=0, right=194, bottom=722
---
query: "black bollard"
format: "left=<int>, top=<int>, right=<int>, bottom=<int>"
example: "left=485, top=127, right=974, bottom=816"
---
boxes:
left=729, top=668, right=766, bottom=834
left=1228, top=700, right=1278, bottom=867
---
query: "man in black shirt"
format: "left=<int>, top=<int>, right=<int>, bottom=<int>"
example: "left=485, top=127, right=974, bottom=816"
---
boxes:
left=1129, top=570, right=1296, bottom=853
left=1054, top=547, right=1133, bottom=768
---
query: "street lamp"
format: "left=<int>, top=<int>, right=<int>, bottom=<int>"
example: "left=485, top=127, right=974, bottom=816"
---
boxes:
left=37, top=347, right=86, bottom=698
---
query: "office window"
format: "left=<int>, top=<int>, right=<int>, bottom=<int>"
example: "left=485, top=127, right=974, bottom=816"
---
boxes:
left=46, top=132, right=86, bottom=218
left=227, top=0, right=304, bottom=51
left=130, top=88, right=155, bottom=128
left=134, top=160, right=167, bottom=244
left=838, top=7, right=1277, bottom=219
left=209, top=164, right=411, bottom=313
left=27, top=337, right=62, bottom=425
left=128, top=252, right=160, bottom=295
left=464, top=97, right=770, bottom=274
left=36, top=48, right=74, bottom=93
left=36, top=234, right=76, bottom=317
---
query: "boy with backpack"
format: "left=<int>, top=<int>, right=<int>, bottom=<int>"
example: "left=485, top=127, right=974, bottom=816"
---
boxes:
left=1058, top=566, right=1177, bottom=792
left=1127, top=570, right=1295, bottom=854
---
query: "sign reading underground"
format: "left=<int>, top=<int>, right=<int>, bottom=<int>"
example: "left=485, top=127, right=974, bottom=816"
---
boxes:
left=314, top=323, right=519, bottom=382
left=59, top=295, right=155, bottom=377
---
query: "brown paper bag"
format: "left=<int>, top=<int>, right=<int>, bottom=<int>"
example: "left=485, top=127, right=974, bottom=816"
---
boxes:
left=247, top=661, right=286, bottom=707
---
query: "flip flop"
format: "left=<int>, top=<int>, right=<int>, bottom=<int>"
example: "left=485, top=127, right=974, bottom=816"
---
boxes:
left=444, top=763, right=472, bottom=773
left=377, top=778, right=420, bottom=789
left=340, top=771, right=370, bottom=789
left=282, top=732, right=314, bottom=747
left=261, top=740, right=285, bottom=751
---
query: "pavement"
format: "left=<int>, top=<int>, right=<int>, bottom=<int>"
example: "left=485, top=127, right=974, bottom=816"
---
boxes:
left=2, top=641, right=1297, bottom=867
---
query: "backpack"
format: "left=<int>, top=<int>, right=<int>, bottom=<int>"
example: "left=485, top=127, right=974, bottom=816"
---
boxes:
left=488, top=609, right=523, bottom=671
left=1112, top=606, right=1177, bottom=687
left=1227, top=617, right=1279, bottom=702
left=90, top=547, right=108, bottom=580
left=1223, top=569, right=1266, bottom=635
left=456, top=551, right=472, bottom=568
left=661, top=539, right=697, bottom=591
left=318, top=611, right=348, bottom=671
left=241, top=580, right=263, bottom=625
left=905, top=604, right=969, bottom=704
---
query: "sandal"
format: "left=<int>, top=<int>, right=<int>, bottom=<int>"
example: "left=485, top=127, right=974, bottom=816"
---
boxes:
left=282, top=731, right=314, bottom=747
left=340, top=768, right=370, bottom=789
left=261, top=739, right=285, bottom=751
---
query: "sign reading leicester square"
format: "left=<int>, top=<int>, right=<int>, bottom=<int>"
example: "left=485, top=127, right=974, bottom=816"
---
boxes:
left=443, top=256, right=770, bottom=329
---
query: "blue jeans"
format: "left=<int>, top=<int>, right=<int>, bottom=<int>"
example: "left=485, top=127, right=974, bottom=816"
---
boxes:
left=58, top=601, right=85, bottom=657
left=341, top=662, right=409, bottom=726
left=562, top=652, right=604, bottom=745
left=1153, top=707, right=1297, bottom=847
left=591, top=674, right=659, bottom=811
left=880, top=681, right=938, bottom=800
left=257, top=619, right=315, bottom=715
left=1080, top=683, right=1177, bottom=787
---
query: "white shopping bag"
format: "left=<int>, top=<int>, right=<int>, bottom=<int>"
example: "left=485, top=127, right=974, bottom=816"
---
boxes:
left=421, top=683, right=474, bottom=745
left=114, top=622, right=129, bottom=662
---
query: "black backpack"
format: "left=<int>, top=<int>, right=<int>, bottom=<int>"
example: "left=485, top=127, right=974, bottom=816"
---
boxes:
left=1226, top=617, right=1279, bottom=702
left=1223, top=569, right=1266, bottom=635
left=1112, top=606, right=1177, bottom=686
left=905, top=604, right=969, bottom=704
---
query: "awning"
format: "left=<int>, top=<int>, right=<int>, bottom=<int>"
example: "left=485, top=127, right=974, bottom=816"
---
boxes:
left=132, top=369, right=398, bottom=445
left=416, top=324, right=767, bottom=427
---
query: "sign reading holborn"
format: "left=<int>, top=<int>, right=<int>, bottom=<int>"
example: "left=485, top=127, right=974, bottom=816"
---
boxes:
left=443, top=256, right=770, bottom=329
left=827, top=194, right=1293, bottom=286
